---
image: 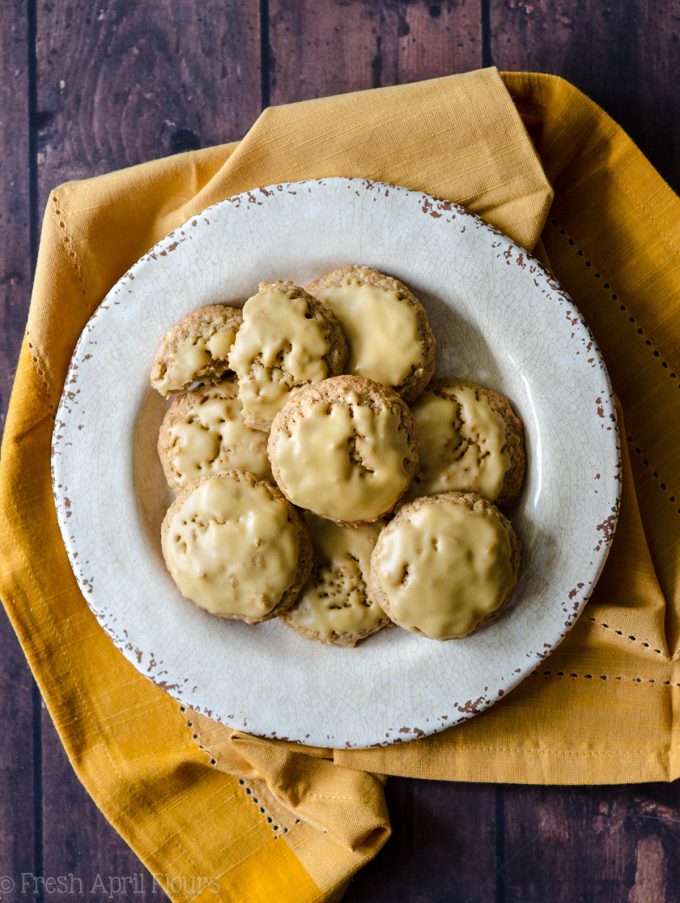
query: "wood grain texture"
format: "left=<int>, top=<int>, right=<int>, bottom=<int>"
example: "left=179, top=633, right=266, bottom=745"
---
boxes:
left=40, top=719, right=159, bottom=900
left=268, top=0, right=482, bottom=103
left=0, top=609, right=36, bottom=894
left=490, top=0, right=680, bottom=190
left=499, top=784, right=680, bottom=903
left=0, top=1, right=38, bottom=891
left=348, top=780, right=498, bottom=901
left=35, top=0, right=262, bottom=189
left=0, top=0, right=679, bottom=900
left=0, top=1, right=32, bottom=428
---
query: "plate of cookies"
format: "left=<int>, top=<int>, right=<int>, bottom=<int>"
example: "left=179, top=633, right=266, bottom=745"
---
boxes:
left=52, top=178, right=620, bottom=747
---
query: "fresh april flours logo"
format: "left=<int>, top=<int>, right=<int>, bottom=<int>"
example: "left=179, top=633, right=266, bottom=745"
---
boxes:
left=0, top=872, right=219, bottom=897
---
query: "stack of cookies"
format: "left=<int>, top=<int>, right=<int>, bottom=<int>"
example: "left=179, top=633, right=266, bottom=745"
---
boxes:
left=151, top=266, right=525, bottom=646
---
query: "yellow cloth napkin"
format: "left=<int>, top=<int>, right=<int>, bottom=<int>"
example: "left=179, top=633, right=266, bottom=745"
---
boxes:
left=1, top=67, right=678, bottom=901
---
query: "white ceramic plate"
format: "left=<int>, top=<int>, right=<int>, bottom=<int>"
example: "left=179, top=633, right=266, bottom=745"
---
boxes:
left=52, top=178, right=620, bottom=748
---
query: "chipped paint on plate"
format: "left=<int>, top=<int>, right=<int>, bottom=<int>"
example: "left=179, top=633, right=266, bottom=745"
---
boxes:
left=51, top=178, right=620, bottom=748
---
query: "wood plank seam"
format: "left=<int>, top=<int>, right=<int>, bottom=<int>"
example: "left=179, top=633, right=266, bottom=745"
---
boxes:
left=260, top=0, right=270, bottom=109
left=27, top=0, right=44, bottom=897
left=481, top=0, right=492, bottom=67
left=494, top=786, right=504, bottom=903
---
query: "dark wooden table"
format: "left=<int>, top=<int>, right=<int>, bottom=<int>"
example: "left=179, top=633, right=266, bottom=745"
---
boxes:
left=1, top=2, right=678, bottom=900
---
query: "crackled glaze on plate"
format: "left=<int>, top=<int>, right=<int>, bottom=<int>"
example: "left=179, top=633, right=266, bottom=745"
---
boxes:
left=51, top=178, right=620, bottom=748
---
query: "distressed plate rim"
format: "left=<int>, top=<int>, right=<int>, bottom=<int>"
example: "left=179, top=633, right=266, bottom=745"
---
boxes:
left=51, top=177, right=621, bottom=748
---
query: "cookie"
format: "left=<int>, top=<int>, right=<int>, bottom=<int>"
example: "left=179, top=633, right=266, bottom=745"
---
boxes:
left=268, top=375, right=419, bottom=526
left=150, top=304, right=243, bottom=396
left=369, top=491, right=520, bottom=640
left=160, top=470, right=312, bottom=623
left=228, top=280, right=348, bottom=431
left=410, top=381, right=525, bottom=508
left=307, top=265, right=436, bottom=403
left=282, top=515, right=391, bottom=647
left=157, top=378, right=272, bottom=491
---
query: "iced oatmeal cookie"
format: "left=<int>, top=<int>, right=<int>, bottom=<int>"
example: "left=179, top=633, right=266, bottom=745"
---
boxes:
left=150, top=304, right=242, bottom=396
left=369, top=491, right=520, bottom=640
left=228, top=281, right=347, bottom=430
left=161, top=470, right=312, bottom=623
left=268, top=375, right=419, bottom=525
left=308, top=265, right=435, bottom=403
left=283, top=515, right=391, bottom=646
